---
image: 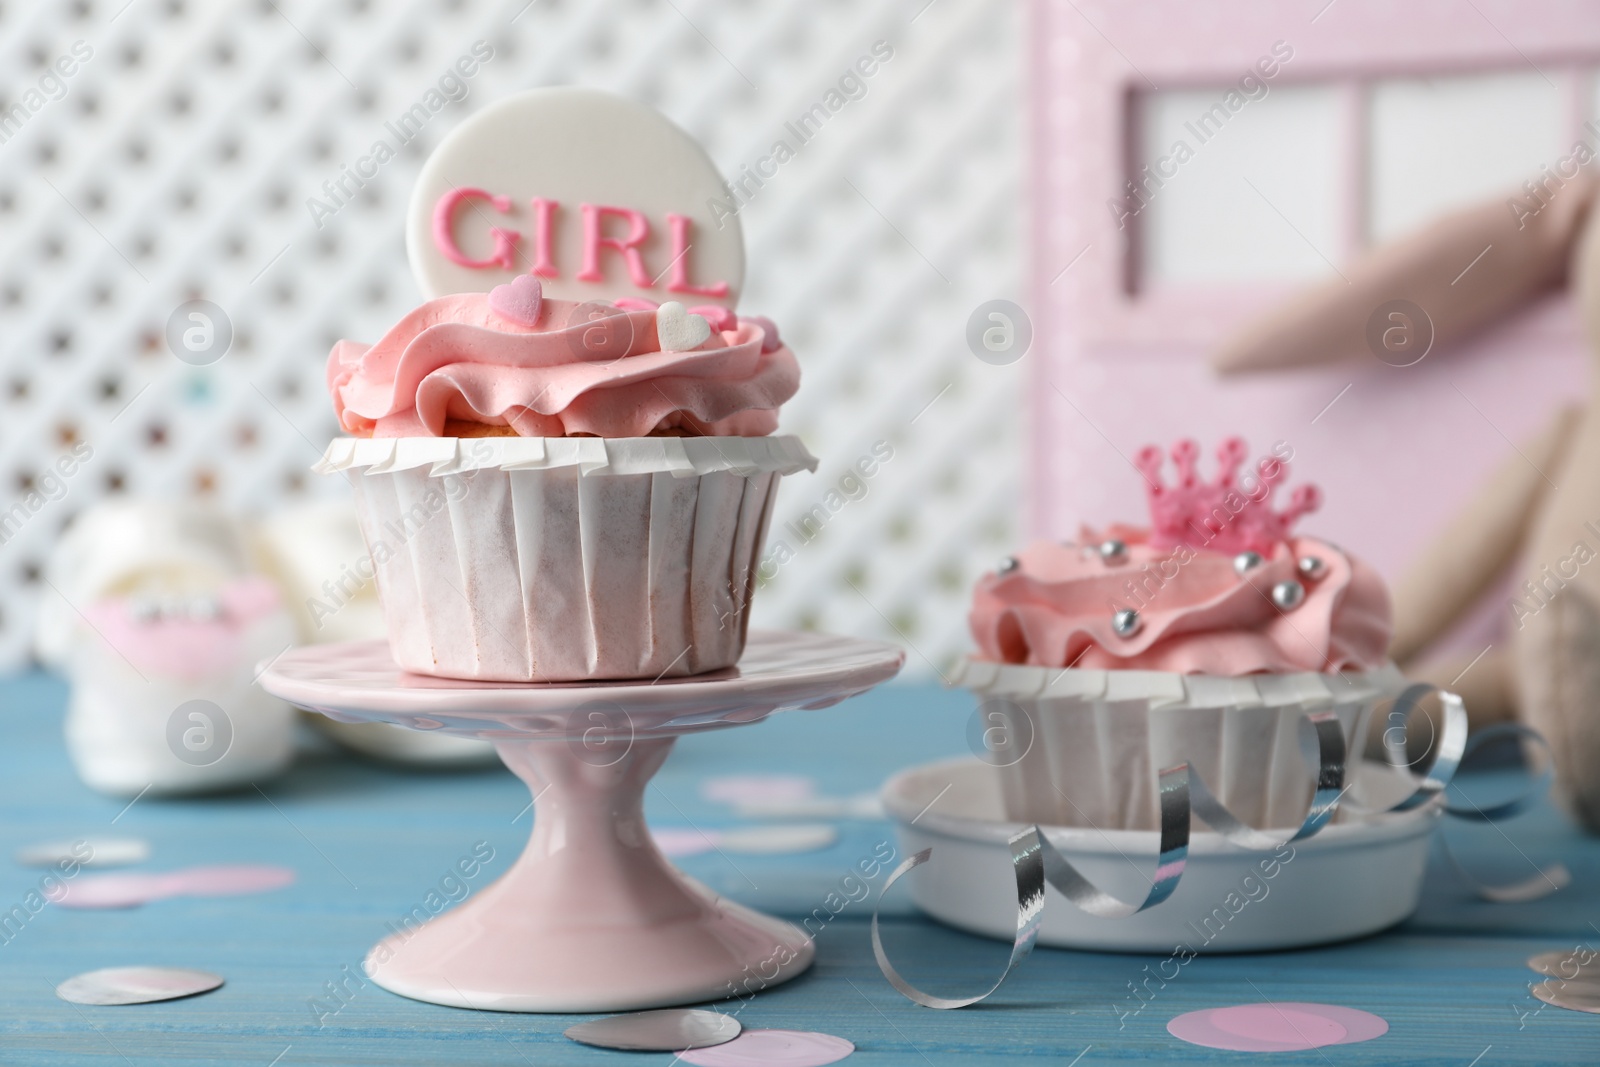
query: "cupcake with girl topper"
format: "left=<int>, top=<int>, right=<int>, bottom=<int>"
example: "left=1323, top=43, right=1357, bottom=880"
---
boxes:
left=956, top=437, right=1403, bottom=831
left=316, top=88, right=815, bottom=682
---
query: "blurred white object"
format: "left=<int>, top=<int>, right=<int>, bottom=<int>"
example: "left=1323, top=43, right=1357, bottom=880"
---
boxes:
left=306, top=717, right=499, bottom=765
left=250, top=499, right=385, bottom=645
left=36, top=500, right=249, bottom=669
left=41, top=501, right=297, bottom=795
left=249, top=499, right=496, bottom=767
left=64, top=588, right=298, bottom=794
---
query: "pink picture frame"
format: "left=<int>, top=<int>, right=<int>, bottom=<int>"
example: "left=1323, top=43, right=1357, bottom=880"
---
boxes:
left=1028, top=0, right=1600, bottom=606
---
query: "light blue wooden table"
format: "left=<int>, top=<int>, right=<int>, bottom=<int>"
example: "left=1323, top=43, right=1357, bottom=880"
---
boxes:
left=0, top=671, right=1594, bottom=1065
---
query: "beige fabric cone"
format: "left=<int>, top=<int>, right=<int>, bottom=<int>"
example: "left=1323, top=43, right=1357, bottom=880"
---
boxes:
left=1513, top=199, right=1600, bottom=828
left=1390, top=406, right=1581, bottom=668
left=1213, top=176, right=1597, bottom=375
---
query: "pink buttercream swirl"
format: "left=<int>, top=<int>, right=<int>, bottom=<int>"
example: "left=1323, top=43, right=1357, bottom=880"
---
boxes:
left=326, top=293, right=799, bottom=438
left=969, top=526, right=1392, bottom=675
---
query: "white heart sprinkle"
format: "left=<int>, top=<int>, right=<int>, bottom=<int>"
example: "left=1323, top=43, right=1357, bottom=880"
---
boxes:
left=655, top=301, right=711, bottom=351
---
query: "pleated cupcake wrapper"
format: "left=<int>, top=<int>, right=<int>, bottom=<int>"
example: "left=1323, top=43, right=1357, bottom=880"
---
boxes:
left=952, top=659, right=1409, bottom=831
left=329, top=436, right=815, bottom=682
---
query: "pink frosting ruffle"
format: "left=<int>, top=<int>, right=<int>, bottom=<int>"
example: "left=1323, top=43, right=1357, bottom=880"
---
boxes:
left=968, top=528, right=1392, bottom=675
left=327, top=294, right=800, bottom=438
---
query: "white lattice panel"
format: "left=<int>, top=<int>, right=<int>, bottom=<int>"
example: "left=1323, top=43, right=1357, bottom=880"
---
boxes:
left=0, top=0, right=1022, bottom=678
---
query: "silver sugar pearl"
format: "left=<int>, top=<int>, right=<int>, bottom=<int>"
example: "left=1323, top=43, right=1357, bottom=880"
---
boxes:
left=1111, top=608, right=1142, bottom=637
left=127, top=598, right=160, bottom=624
left=186, top=596, right=223, bottom=621
left=1098, top=539, right=1128, bottom=564
left=1298, top=555, right=1327, bottom=580
left=1271, top=580, right=1306, bottom=610
left=1232, top=551, right=1264, bottom=576
left=997, top=556, right=1020, bottom=575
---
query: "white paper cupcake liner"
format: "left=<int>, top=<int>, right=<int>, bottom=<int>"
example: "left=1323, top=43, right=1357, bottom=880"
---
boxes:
left=951, top=658, right=1409, bottom=831
left=314, top=434, right=818, bottom=478
left=321, top=435, right=816, bottom=682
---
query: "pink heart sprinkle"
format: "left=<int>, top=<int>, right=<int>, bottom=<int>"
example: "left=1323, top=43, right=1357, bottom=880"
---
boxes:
left=487, top=275, right=543, bottom=326
left=743, top=315, right=781, bottom=353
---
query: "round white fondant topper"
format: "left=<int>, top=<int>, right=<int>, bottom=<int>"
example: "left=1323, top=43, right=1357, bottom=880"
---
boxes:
left=406, top=88, right=744, bottom=308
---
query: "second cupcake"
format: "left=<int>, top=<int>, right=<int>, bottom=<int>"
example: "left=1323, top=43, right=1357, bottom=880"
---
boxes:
left=957, top=437, right=1400, bottom=831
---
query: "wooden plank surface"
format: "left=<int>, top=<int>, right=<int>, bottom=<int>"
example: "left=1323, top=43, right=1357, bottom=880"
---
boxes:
left=0, top=671, right=1593, bottom=1064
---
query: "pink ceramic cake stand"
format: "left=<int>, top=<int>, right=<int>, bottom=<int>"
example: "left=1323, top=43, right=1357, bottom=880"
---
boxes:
left=258, top=630, right=904, bottom=1013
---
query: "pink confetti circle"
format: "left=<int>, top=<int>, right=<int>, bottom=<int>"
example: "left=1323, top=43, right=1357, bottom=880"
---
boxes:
left=700, top=775, right=816, bottom=805
left=164, top=865, right=296, bottom=896
left=55, top=865, right=296, bottom=909
left=678, top=1029, right=854, bottom=1066
left=1210, top=1005, right=1344, bottom=1046
left=1168, top=1002, right=1388, bottom=1052
left=54, top=873, right=168, bottom=909
left=651, top=828, right=720, bottom=857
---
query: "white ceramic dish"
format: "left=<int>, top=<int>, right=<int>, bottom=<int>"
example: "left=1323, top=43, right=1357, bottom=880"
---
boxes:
left=882, top=757, right=1441, bottom=953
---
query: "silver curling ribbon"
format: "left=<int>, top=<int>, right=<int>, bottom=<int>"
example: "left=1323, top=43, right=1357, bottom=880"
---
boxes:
left=871, top=762, right=1194, bottom=1008
left=872, top=686, right=1565, bottom=1008
left=870, top=830, right=1046, bottom=1010
left=1037, top=710, right=1346, bottom=917
left=1435, top=716, right=1571, bottom=903
left=1038, top=759, right=1193, bottom=918
left=1373, top=683, right=1469, bottom=812
left=1361, top=684, right=1568, bottom=901
left=1186, top=710, right=1348, bottom=848
left=870, top=710, right=1346, bottom=1009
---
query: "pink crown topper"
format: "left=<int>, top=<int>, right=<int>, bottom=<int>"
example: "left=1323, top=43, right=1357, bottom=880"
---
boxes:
left=1134, top=438, right=1321, bottom=555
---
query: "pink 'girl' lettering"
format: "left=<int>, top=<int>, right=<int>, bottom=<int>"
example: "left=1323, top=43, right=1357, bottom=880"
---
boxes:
left=432, top=193, right=730, bottom=298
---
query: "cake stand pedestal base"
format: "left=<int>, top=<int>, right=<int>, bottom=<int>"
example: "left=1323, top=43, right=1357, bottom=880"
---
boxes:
left=365, top=737, right=812, bottom=1013
left=257, top=631, right=904, bottom=1014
